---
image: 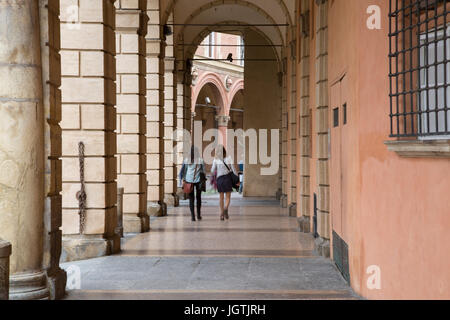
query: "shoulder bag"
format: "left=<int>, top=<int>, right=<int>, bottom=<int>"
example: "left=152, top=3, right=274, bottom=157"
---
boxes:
left=223, top=161, right=240, bottom=191
left=183, top=164, right=199, bottom=194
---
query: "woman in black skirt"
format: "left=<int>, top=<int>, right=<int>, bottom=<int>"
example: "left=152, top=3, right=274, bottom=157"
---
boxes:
left=211, top=145, right=239, bottom=221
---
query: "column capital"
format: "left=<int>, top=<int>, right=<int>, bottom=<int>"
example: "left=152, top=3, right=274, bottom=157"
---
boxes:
left=215, top=115, right=231, bottom=127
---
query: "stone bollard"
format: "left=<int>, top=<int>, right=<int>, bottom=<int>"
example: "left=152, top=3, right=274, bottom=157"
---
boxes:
left=116, top=188, right=124, bottom=238
left=0, top=239, right=12, bottom=300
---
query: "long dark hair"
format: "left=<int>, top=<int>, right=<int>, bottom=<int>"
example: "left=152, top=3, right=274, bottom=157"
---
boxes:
left=190, top=146, right=200, bottom=163
left=215, top=145, right=226, bottom=160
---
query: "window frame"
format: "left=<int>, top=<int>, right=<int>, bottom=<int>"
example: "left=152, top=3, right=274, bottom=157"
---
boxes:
left=418, top=25, right=450, bottom=140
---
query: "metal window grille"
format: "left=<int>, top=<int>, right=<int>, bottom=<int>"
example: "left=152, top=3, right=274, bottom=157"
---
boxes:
left=389, top=0, right=450, bottom=138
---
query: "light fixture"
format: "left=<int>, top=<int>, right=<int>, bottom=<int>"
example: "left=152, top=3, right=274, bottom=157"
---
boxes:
left=205, top=97, right=211, bottom=105
left=226, top=53, right=233, bottom=62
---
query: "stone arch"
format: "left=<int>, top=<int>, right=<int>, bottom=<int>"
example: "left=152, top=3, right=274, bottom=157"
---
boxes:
left=178, top=0, right=286, bottom=52
left=227, top=79, right=245, bottom=116
left=192, top=72, right=229, bottom=115
left=185, top=22, right=283, bottom=68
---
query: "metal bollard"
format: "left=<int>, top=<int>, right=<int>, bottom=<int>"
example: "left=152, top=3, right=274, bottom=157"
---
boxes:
left=0, top=239, right=12, bottom=300
left=116, top=188, right=124, bottom=238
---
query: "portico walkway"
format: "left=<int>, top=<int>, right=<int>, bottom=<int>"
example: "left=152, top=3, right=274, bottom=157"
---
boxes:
left=62, top=195, right=357, bottom=300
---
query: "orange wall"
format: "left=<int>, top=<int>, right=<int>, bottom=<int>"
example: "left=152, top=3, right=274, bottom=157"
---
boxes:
left=327, top=0, right=450, bottom=299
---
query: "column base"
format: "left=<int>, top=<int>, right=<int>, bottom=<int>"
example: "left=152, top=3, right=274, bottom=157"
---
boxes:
left=115, top=226, right=124, bottom=238
left=297, top=216, right=311, bottom=233
left=9, top=271, right=49, bottom=300
left=61, top=234, right=121, bottom=263
left=46, top=267, right=67, bottom=300
left=123, top=213, right=150, bottom=233
left=161, top=201, right=167, bottom=216
left=275, top=188, right=282, bottom=200
left=164, top=194, right=179, bottom=207
left=288, top=203, right=297, bottom=217
left=280, top=194, right=288, bottom=208
left=177, top=188, right=187, bottom=200
left=314, top=237, right=330, bottom=258
left=147, top=202, right=164, bottom=217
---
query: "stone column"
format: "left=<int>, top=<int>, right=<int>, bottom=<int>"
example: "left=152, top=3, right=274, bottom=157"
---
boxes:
left=216, top=115, right=231, bottom=147
left=60, top=0, right=120, bottom=262
left=0, top=0, right=49, bottom=299
left=314, top=0, right=330, bottom=257
left=288, top=30, right=298, bottom=218
left=175, top=80, right=186, bottom=199
left=116, top=187, right=124, bottom=237
left=175, top=34, right=190, bottom=196
left=146, top=0, right=166, bottom=216
left=0, top=239, right=12, bottom=300
left=115, top=0, right=149, bottom=233
left=39, top=0, right=67, bottom=300
left=163, top=14, right=179, bottom=207
left=298, top=0, right=312, bottom=233
left=281, top=55, right=288, bottom=208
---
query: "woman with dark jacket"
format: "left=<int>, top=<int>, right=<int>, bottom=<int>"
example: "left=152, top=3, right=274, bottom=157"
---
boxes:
left=180, top=146, right=205, bottom=221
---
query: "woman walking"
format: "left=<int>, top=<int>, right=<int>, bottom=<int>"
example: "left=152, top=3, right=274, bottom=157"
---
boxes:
left=180, top=146, right=205, bottom=221
left=211, top=145, right=239, bottom=221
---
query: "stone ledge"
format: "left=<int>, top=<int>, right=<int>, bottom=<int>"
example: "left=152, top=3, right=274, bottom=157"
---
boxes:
left=385, top=139, right=450, bottom=158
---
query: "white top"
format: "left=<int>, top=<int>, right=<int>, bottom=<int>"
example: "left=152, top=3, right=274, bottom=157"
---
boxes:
left=211, top=157, right=238, bottom=178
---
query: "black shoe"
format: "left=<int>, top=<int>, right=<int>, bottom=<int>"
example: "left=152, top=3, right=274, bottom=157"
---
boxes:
left=191, top=216, right=196, bottom=222
left=197, top=215, right=202, bottom=220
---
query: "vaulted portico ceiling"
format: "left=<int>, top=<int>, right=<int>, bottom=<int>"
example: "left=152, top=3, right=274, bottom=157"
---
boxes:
left=162, top=0, right=294, bottom=26
left=161, top=0, right=295, bottom=61
left=186, top=22, right=282, bottom=67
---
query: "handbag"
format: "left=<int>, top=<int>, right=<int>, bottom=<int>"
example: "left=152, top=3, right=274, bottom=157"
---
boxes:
left=182, top=164, right=199, bottom=194
left=223, top=161, right=240, bottom=190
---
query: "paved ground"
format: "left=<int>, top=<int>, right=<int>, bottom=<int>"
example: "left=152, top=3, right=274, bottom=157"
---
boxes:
left=62, top=194, right=358, bottom=300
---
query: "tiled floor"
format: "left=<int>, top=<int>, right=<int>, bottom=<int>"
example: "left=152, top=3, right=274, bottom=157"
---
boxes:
left=62, top=194, right=358, bottom=300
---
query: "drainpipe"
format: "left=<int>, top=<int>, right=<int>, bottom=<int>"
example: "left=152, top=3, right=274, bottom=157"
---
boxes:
left=0, top=239, right=12, bottom=300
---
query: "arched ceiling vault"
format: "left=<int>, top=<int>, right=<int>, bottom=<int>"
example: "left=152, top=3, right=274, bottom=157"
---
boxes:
left=162, top=0, right=294, bottom=28
left=185, top=21, right=282, bottom=66
left=162, top=0, right=294, bottom=64
left=177, top=1, right=285, bottom=58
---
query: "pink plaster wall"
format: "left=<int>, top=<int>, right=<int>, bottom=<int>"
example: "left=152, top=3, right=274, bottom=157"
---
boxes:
left=327, top=0, right=450, bottom=299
